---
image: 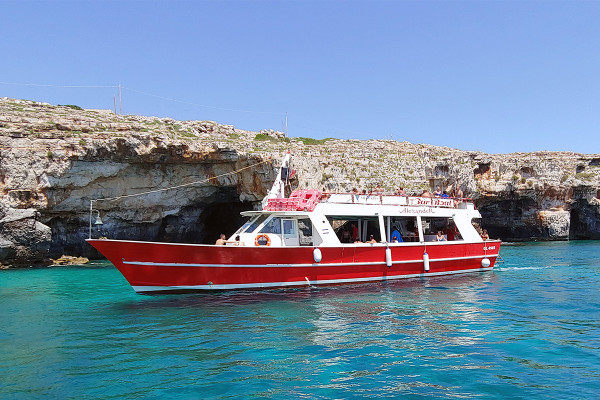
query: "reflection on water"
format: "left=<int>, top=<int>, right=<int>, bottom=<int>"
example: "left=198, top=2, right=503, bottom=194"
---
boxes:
left=1, top=241, right=600, bottom=399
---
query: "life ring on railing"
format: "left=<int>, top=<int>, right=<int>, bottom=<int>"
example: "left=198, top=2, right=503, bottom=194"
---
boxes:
left=255, top=234, right=271, bottom=246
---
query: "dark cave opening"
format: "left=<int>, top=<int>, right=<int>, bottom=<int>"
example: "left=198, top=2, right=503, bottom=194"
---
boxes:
left=195, top=201, right=256, bottom=244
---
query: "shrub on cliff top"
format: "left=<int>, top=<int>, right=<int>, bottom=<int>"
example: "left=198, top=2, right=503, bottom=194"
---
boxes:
left=254, top=133, right=279, bottom=143
left=59, top=104, right=83, bottom=111
left=575, top=172, right=595, bottom=181
left=295, top=137, right=335, bottom=145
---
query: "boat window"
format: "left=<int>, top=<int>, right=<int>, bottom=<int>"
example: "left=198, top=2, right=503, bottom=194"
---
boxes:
left=326, top=215, right=379, bottom=243
left=283, top=219, right=296, bottom=235
left=260, top=217, right=282, bottom=234
left=421, top=217, right=460, bottom=241
left=235, top=216, right=254, bottom=234
left=422, top=217, right=444, bottom=235
left=298, top=218, right=313, bottom=246
left=245, top=215, right=268, bottom=233
left=385, top=216, right=419, bottom=242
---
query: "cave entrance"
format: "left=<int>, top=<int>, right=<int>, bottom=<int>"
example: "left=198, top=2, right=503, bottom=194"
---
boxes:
left=196, top=201, right=257, bottom=244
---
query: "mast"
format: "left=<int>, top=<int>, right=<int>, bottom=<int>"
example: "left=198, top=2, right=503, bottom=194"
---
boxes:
left=261, top=151, right=292, bottom=209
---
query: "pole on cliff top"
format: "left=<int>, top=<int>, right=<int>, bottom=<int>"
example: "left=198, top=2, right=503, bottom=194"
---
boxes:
left=119, top=84, right=122, bottom=115
left=285, top=112, right=288, bottom=137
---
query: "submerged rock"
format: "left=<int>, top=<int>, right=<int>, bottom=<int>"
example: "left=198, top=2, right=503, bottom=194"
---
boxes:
left=51, top=255, right=89, bottom=265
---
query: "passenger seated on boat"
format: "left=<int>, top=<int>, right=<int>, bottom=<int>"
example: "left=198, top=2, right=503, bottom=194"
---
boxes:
left=216, top=233, right=227, bottom=245
left=481, top=229, right=490, bottom=240
left=367, top=235, right=378, bottom=244
left=446, top=226, right=457, bottom=241
left=340, top=228, right=352, bottom=243
left=433, top=186, right=442, bottom=197
left=352, top=187, right=359, bottom=202
left=356, top=189, right=368, bottom=203
left=436, top=231, right=446, bottom=241
left=421, top=190, right=432, bottom=198
left=351, top=223, right=358, bottom=241
left=441, top=191, right=449, bottom=198
left=391, top=228, right=403, bottom=243
left=395, top=187, right=406, bottom=196
left=234, top=235, right=244, bottom=246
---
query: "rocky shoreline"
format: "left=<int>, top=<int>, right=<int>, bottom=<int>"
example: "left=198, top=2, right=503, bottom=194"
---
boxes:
left=1, top=98, right=599, bottom=267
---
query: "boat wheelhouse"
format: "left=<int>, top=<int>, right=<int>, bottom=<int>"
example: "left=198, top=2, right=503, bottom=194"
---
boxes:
left=87, top=152, right=501, bottom=293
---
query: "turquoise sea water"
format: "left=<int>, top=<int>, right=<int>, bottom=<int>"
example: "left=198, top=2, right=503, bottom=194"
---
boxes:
left=1, top=241, right=599, bottom=399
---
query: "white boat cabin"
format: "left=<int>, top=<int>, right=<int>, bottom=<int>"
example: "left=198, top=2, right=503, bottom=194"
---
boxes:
left=228, top=192, right=484, bottom=247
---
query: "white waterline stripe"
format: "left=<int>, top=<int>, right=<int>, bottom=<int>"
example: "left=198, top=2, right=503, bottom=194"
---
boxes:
left=132, top=267, right=494, bottom=292
left=122, top=254, right=498, bottom=268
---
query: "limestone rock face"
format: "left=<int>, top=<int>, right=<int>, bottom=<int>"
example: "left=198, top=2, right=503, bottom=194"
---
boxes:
left=0, top=206, right=51, bottom=265
left=0, top=97, right=599, bottom=265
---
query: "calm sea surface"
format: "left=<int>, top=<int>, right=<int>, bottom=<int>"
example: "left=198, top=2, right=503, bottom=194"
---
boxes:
left=1, top=241, right=600, bottom=399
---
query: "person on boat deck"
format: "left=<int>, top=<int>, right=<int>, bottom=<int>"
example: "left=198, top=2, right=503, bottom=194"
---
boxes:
left=436, top=231, right=446, bottom=241
left=216, top=233, right=227, bottom=245
left=481, top=229, right=490, bottom=240
left=395, top=187, right=406, bottom=196
left=391, top=227, right=403, bottom=243
left=446, top=225, right=458, bottom=241
left=340, top=228, right=352, bottom=243
left=374, top=184, right=383, bottom=195
left=421, top=190, right=432, bottom=198
left=352, top=187, right=359, bottom=202
left=367, top=235, right=378, bottom=244
left=433, top=186, right=442, bottom=197
left=441, top=191, right=449, bottom=198
left=351, top=223, right=358, bottom=242
left=234, top=235, right=244, bottom=246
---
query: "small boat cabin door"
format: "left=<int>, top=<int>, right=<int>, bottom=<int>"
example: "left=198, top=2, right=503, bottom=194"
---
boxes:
left=282, top=218, right=299, bottom=246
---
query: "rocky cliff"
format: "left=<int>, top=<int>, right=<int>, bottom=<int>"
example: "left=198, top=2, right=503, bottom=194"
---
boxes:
left=1, top=98, right=599, bottom=266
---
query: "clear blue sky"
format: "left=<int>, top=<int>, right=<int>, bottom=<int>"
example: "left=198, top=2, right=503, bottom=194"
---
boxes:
left=1, top=0, right=599, bottom=154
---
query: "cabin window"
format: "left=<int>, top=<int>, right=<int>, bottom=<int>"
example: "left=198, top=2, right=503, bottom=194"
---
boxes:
left=244, top=215, right=268, bottom=233
left=298, top=218, right=313, bottom=246
left=260, top=217, right=282, bottom=234
left=384, top=216, right=419, bottom=242
left=421, top=217, right=460, bottom=241
left=326, top=216, right=380, bottom=243
left=282, top=219, right=296, bottom=235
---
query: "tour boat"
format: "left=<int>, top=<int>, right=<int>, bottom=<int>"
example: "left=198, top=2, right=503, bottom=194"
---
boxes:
left=87, top=152, right=501, bottom=293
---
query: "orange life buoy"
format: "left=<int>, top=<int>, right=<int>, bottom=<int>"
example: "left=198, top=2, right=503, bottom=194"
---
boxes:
left=255, top=234, right=271, bottom=246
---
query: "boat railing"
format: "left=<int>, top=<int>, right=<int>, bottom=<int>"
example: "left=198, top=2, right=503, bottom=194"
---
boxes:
left=321, top=193, right=476, bottom=210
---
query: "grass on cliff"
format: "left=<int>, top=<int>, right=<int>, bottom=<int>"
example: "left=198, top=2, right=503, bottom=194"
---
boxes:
left=294, top=137, right=335, bottom=145
left=58, top=104, right=84, bottom=110
left=254, top=134, right=291, bottom=143
left=575, top=172, right=596, bottom=181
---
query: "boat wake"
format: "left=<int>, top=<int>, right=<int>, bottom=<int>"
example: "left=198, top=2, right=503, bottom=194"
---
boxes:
left=494, top=265, right=546, bottom=272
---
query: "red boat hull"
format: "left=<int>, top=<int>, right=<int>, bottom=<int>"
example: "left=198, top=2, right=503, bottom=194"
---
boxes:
left=87, top=239, right=501, bottom=293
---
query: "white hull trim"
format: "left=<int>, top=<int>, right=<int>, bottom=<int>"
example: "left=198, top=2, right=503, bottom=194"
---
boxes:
left=131, top=266, right=494, bottom=293
left=123, top=254, right=497, bottom=269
